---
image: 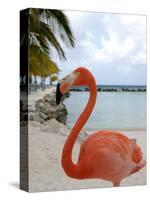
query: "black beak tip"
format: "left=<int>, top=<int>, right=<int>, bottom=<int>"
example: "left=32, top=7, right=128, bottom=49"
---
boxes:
left=56, top=82, right=63, bottom=105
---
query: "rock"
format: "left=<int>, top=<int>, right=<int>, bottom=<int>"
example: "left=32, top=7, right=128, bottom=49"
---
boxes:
left=44, top=93, right=57, bottom=106
left=39, top=112, right=48, bottom=120
left=56, top=111, right=67, bottom=124
left=47, top=104, right=56, bottom=113
left=35, top=99, right=56, bottom=113
left=33, top=112, right=44, bottom=123
left=31, top=91, right=68, bottom=125
left=35, top=99, right=45, bottom=111
left=47, top=112, right=53, bottom=119
left=56, top=103, right=64, bottom=111
left=43, top=93, right=53, bottom=102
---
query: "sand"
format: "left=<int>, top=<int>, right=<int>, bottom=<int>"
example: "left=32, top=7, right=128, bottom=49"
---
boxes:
left=28, top=89, right=147, bottom=192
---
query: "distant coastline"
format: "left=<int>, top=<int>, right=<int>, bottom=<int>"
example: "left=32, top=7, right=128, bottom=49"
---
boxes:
left=69, top=85, right=146, bottom=92
left=29, top=84, right=146, bottom=93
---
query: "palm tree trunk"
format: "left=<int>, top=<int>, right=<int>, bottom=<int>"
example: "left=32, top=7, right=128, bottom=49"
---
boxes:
left=49, top=75, right=52, bottom=86
left=40, top=77, right=43, bottom=90
left=34, top=76, right=38, bottom=91
left=43, top=77, right=46, bottom=90
left=40, top=77, right=45, bottom=90
left=29, top=76, right=32, bottom=94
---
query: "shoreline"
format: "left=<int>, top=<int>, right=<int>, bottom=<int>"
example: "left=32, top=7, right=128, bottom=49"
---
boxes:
left=66, top=127, right=147, bottom=132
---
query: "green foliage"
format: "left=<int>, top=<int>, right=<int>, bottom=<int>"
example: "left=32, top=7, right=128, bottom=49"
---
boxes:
left=27, top=8, right=75, bottom=78
left=29, top=45, right=59, bottom=77
left=51, top=75, right=59, bottom=82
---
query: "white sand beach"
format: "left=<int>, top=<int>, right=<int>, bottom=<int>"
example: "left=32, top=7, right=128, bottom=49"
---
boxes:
left=28, top=89, right=147, bottom=192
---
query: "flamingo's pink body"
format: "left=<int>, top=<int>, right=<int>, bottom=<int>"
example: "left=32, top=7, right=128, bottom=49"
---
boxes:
left=56, top=67, right=146, bottom=186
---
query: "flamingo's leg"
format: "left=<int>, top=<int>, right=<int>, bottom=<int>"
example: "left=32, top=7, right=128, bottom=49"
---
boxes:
left=113, top=182, right=120, bottom=187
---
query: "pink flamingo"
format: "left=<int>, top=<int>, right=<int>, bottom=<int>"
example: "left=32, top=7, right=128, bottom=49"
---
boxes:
left=56, top=67, right=146, bottom=186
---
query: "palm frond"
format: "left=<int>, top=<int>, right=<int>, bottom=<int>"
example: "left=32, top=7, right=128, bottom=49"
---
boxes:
left=39, top=9, right=75, bottom=48
left=39, top=21, right=66, bottom=59
left=29, top=45, right=59, bottom=77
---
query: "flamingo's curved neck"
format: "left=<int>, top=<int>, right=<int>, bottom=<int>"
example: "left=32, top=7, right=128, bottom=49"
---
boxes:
left=61, top=76, right=97, bottom=178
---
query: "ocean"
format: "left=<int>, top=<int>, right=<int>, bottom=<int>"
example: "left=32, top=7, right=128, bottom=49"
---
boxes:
left=64, top=92, right=147, bottom=131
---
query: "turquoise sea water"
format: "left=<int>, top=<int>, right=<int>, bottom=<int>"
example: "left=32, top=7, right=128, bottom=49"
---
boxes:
left=64, top=92, right=147, bottom=131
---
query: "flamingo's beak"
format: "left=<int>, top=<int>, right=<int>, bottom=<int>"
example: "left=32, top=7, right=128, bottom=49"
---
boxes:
left=56, top=82, right=63, bottom=105
left=56, top=71, right=80, bottom=105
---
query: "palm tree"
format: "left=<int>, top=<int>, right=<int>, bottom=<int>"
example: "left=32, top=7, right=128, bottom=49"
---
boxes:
left=21, top=8, right=75, bottom=91
left=29, top=9, right=75, bottom=60
left=29, top=44, right=60, bottom=90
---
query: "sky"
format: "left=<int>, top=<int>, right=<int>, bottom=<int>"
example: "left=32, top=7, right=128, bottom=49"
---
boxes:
left=52, top=10, right=146, bottom=85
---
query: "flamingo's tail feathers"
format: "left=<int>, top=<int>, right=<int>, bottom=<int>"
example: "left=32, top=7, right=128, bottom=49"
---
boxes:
left=131, top=142, right=146, bottom=174
left=132, top=145, right=143, bottom=163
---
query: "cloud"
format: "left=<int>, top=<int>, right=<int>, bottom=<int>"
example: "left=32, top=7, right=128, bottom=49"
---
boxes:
left=53, top=11, right=146, bottom=85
